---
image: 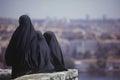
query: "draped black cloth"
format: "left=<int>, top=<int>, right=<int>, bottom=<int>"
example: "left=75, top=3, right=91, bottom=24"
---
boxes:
left=44, top=31, right=67, bottom=71
left=36, top=31, right=54, bottom=72
left=5, top=15, right=54, bottom=79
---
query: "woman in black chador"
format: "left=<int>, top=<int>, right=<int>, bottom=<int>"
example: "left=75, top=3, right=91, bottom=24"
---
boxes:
left=44, top=31, right=67, bottom=71
left=5, top=15, right=67, bottom=79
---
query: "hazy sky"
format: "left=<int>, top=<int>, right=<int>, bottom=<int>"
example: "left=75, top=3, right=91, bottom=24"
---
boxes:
left=0, top=0, right=120, bottom=19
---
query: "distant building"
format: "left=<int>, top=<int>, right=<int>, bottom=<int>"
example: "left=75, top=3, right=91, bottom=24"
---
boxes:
left=68, top=39, right=98, bottom=58
left=106, top=60, right=120, bottom=71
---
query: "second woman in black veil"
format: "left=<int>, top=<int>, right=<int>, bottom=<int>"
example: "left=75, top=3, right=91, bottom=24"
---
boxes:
left=36, top=31, right=54, bottom=72
left=44, top=31, right=67, bottom=71
left=5, top=15, right=67, bottom=79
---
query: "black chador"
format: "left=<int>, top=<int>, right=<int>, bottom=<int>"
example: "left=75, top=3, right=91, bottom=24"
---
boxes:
left=5, top=15, right=54, bottom=79
left=44, top=31, right=67, bottom=71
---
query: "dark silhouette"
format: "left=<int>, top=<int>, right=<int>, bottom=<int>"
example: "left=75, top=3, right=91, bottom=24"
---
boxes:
left=44, top=31, right=67, bottom=71
left=5, top=15, right=67, bottom=79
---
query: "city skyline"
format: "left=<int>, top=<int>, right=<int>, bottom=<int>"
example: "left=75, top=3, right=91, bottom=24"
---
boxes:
left=0, top=0, right=120, bottom=19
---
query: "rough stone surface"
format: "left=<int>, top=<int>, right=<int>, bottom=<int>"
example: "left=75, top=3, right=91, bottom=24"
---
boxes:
left=15, top=69, right=78, bottom=80
left=0, top=69, right=11, bottom=80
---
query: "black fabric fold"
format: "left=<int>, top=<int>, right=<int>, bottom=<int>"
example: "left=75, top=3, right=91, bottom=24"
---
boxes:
left=44, top=31, right=67, bottom=71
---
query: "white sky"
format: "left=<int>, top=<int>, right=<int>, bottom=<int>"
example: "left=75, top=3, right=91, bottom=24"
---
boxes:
left=0, top=0, right=120, bottom=19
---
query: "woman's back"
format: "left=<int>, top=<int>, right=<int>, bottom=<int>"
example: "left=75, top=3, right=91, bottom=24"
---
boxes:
left=5, top=15, right=54, bottom=79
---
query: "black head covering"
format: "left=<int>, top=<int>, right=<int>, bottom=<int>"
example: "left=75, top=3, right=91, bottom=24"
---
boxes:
left=5, top=15, right=38, bottom=68
left=44, top=31, right=67, bottom=71
left=36, top=31, right=54, bottom=72
left=5, top=15, right=38, bottom=78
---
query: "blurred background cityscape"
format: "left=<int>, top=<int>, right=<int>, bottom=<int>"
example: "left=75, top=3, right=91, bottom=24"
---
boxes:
left=0, top=0, right=120, bottom=80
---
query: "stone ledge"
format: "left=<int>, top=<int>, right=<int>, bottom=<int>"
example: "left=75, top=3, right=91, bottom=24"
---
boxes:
left=15, top=69, right=78, bottom=80
left=0, top=69, right=11, bottom=80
